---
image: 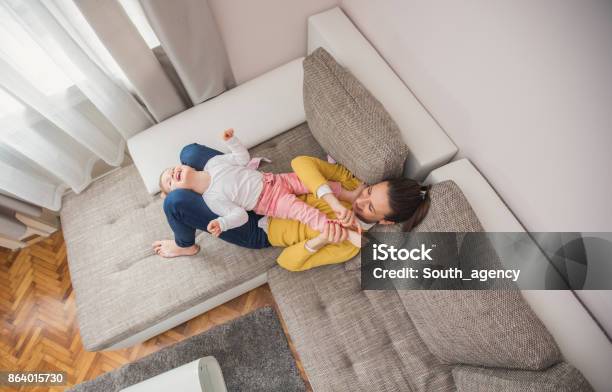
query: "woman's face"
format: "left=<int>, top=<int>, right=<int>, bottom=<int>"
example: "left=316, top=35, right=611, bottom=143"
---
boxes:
left=352, top=181, right=393, bottom=223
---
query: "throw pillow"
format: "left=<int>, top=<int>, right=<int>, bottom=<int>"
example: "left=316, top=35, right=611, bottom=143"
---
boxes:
left=303, top=47, right=409, bottom=185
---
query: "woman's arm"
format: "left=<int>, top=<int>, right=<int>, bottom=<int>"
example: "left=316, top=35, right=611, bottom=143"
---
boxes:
left=291, top=156, right=362, bottom=194
left=292, top=156, right=363, bottom=227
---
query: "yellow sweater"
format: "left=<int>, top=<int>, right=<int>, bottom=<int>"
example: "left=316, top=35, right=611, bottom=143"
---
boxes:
left=267, top=156, right=362, bottom=271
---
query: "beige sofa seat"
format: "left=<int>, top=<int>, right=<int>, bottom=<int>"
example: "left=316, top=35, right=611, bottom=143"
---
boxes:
left=269, top=264, right=455, bottom=392
left=269, top=178, right=592, bottom=391
left=61, top=124, right=324, bottom=351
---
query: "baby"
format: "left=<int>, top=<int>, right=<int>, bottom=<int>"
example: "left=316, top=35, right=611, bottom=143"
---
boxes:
left=159, top=129, right=361, bottom=247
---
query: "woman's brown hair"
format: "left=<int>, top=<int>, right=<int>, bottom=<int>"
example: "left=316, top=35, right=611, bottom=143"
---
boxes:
left=384, top=178, right=431, bottom=232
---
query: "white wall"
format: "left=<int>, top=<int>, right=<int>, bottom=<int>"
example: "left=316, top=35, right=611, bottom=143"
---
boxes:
left=208, top=0, right=338, bottom=84
left=206, top=0, right=612, bottom=232
left=341, top=0, right=612, bottom=232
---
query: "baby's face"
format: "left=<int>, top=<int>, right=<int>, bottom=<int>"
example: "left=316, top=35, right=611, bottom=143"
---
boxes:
left=160, top=165, right=194, bottom=194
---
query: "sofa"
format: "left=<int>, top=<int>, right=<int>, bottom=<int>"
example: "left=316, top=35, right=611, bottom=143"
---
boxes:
left=60, top=7, right=609, bottom=391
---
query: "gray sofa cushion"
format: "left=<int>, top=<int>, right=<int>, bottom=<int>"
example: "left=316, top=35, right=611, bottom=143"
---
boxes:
left=60, top=123, right=324, bottom=351
left=413, top=180, right=483, bottom=233
left=398, top=290, right=562, bottom=370
left=452, top=362, right=594, bottom=392
left=342, top=180, right=561, bottom=369
left=303, top=47, right=409, bottom=184
left=395, top=181, right=561, bottom=369
left=268, top=264, right=455, bottom=392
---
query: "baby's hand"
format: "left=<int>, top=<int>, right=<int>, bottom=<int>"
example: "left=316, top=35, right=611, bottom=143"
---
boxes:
left=207, top=219, right=223, bottom=237
left=222, top=128, right=234, bottom=141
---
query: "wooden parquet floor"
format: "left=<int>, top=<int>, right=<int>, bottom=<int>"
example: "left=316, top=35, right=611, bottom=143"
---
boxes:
left=0, top=232, right=311, bottom=392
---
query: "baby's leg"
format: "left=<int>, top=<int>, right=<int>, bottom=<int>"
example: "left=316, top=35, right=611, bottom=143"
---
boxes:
left=274, top=193, right=330, bottom=232
left=279, top=172, right=342, bottom=197
left=272, top=191, right=362, bottom=246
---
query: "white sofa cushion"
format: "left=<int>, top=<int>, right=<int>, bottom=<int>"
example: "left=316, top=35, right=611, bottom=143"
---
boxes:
left=128, top=58, right=306, bottom=194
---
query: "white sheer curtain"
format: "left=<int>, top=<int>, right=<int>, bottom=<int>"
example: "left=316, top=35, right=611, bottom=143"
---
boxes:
left=0, top=0, right=153, bottom=210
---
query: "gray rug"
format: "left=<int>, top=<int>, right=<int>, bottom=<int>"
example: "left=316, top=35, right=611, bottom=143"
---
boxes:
left=68, top=307, right=306, bottom=392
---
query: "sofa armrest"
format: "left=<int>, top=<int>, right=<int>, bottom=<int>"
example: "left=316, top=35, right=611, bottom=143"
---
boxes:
left=128, top=58, right=306, bottom=194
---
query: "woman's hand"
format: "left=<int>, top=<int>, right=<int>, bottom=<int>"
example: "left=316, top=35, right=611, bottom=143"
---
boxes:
left=322, top=193, right=356, bottom=228
left=333, top=205, right=356, bottom=228
left=306, top=222, right=348, bottom=251
left=323, top=221, right=348, bottom=243
left=207, top=220, right=222, bottom=237
left=152, top=240, right=199, bottom=258
left=222, top=128, right=234, bottom=141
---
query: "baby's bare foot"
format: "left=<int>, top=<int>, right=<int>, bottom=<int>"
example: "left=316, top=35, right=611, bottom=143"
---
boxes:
left=152, top=240, right=200, bottom=258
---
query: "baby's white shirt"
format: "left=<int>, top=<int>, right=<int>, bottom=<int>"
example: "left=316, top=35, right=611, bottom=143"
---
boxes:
left=203, top=136, right=264, bottom=231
